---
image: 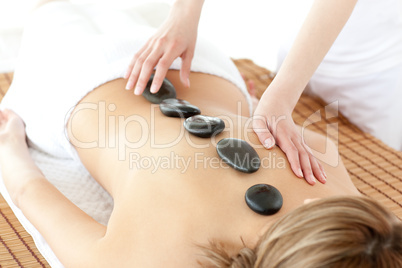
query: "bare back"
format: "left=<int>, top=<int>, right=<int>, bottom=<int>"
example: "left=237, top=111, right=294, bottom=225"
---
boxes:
left=67, top=71, right=359, bottom=267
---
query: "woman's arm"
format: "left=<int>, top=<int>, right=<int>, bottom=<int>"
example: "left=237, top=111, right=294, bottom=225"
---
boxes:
left=266, top=0, right=359, bottom=108
left=253, top=0, right=358, bottom=185
left=125, top=0, right=205, bottom=95
left=0, top=109, right=106, bottom=267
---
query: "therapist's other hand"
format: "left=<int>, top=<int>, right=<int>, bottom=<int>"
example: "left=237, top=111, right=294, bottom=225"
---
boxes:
left=252, top=97, right=327, bottom=186
left=124, top=1, right=203, bottom=95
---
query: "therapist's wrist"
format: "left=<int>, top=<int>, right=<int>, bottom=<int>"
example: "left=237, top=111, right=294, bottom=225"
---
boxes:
left=260, top=84, right=300, bottom=114
left=172, top=0, right=204, bottom=20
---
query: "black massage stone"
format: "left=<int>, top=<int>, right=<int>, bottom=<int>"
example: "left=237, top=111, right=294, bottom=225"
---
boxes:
left=216, top=138, right=260, bottom=173
left=142, top=74, right=176, bottom=104
left=159, top=98, right=201, bottom=118
left=184, top=115, right=225, bottom=138
left=245, top=184, right=283, bottom=216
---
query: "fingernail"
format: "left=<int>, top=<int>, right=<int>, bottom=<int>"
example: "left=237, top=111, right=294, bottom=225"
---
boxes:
left=126, top=81, right=133, bottom=90
left=134, top=86, right=141, bottom=95
left=323, top=170, right=327, bottom=178
left=263, top=138, right=275, bottom=149
left=124, top=70, right=130, bottom=79
left=297, top=168, right=303, bottom=178
left=321, top=170, right=327, bottom=182
left=310, top=176, right=316, bottom=184
left=150, top=84, right=158, bottom=93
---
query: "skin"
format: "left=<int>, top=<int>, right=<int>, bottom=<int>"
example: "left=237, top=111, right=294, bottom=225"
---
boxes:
left=0, top=71, right=360, bottom=267
left=125, top=0, right=204, bottom=93
left=124, top=0, right=359, bottom=185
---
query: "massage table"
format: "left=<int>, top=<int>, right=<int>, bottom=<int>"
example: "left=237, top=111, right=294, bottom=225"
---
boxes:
left=0, top=59, right=401, bottom=267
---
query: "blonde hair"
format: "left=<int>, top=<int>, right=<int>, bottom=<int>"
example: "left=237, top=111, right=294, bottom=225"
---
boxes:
left=201, top=196, right=402, bottom=267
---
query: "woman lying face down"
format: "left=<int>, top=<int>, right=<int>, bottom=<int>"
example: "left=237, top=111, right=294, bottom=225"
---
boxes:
left=1, top=71, right=401, bottom=267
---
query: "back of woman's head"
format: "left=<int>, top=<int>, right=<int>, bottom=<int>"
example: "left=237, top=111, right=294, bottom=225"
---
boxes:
left=201, top=196, right=402, bottom=268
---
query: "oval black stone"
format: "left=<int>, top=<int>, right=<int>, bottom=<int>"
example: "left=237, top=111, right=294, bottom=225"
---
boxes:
left=216, top=138, right=260, bottom=173
left=245, top=184, right=283, bottom=215
left=142, top=74, right=176, bottom=104
left=184, top=115, right=225, bottom=138
left=159, top=98, right=201, bottom=118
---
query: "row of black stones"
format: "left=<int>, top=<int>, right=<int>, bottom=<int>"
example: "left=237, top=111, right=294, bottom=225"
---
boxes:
left=142, top=76, right=283, bottom=216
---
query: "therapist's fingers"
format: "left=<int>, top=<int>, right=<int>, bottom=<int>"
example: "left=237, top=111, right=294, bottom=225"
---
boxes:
left=124, top=43, right=148, bottom=80
left=277, top=136, right=304, bottom=179
left=124, top=46, right=145, bottom=79
left=290, top=137, right=326, bottom=185
left=133, top=49, right=166, bottom=95
left=292, top=138, right=316, bottom=185
left=150, top=54, right=177, bottom=93
left=125, top=45, right=154, bottom=91
left=305, top=143, right=327, bottom=183
left=252, top=115, right=276, bottom=149
left=180, top=50, right=193, bottom=88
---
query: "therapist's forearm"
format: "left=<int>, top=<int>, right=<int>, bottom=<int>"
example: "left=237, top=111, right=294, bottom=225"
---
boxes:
left=172, top=0, right=205, bottom=24
left=266, top=0, right=358, bottom=111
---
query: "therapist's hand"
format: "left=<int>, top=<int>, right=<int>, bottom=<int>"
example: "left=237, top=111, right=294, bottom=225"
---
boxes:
left=252, top=93, right=327, bottom=186
left=124, top=0, right=204, bottom=95
left=250, top=0, right=358, bottom=185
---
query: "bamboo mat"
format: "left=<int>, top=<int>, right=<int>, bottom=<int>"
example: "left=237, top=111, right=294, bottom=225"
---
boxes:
left=1, top=60, right=402, bottom=266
